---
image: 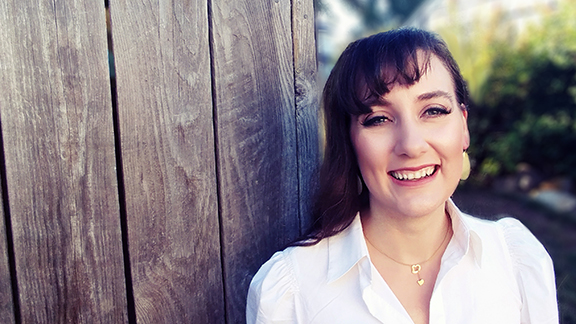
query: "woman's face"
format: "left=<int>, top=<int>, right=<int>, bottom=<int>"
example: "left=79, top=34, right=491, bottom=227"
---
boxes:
left=350, top=54, right=469, bottom=220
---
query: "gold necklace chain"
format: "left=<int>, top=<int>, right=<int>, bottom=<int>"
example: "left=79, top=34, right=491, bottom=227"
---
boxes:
left=365, top=220, right=451, bottom=286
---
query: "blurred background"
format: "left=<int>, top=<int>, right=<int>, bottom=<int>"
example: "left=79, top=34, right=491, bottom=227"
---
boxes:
left=315, top=0, right=576, bottom=322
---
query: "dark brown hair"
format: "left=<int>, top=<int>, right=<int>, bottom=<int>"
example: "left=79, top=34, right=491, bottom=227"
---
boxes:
left=302, top=27, right=469, bottom=244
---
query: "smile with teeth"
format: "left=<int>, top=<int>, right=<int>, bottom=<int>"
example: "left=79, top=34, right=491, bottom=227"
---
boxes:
left=390, top=166, right=437, bottom=181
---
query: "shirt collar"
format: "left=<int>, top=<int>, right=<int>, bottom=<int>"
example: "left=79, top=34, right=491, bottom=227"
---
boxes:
left=446, top=199, right=484, bottom=268
left=326, top=200, right=485, bottom=283
left=327, top=213, right=369, bottom=283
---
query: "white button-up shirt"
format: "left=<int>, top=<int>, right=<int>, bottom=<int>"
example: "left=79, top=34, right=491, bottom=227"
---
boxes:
left=246, top=201, right=558, bottom=323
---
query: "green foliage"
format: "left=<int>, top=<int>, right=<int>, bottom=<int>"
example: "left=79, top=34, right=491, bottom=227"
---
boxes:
left=473, top=49, right=576, bottom=181
left=438, top=0, right=576, bottom=186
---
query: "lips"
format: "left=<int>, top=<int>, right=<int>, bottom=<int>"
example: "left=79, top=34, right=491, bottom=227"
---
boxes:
left=389, top=165, right=437, bottom=181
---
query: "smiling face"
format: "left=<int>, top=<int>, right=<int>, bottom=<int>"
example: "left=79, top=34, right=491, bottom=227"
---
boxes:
left=350, top=54, right=469, bottom=220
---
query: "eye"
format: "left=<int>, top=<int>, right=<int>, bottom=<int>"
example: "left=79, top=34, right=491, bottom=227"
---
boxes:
left=423, top=106, right=452, bottom=117
left=361, top=115, right=391, bottom=127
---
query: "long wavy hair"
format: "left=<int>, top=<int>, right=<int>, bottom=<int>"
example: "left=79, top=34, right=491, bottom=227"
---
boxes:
left=301, top=27, right=469, bottom=244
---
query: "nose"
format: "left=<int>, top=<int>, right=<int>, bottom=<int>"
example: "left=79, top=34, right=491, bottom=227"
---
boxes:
left=393, top=120, right=428, bottom=157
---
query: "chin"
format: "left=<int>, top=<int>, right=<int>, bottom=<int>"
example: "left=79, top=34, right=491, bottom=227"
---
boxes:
left=395, top=193, right=451, bottom=219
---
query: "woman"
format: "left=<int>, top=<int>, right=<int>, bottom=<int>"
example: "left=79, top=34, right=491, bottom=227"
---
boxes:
left=247, top=28, right=558, bottom=323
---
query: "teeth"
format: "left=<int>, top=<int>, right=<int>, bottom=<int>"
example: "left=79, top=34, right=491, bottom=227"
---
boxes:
left=391, top=166, right=435, bottom=181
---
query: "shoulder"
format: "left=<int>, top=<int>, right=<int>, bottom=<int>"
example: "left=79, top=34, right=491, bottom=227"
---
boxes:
left=246, top=242, right=330, bottom=323
left=497, top=217, right=559, bottom=322
left=494, top=217, right=550, bottom=265
left=249, top=239, right=331, bottom=292
left=463, top=214, right=558, bottom=323
left=249, top=241, right=329, bottom=290
left=246, top=249, right=298, bottom=323
left=461, top=213, right=553, bottom=271
left=248, top=249, right=297, bottom=298
left=458, top=212, right=543, bottom=250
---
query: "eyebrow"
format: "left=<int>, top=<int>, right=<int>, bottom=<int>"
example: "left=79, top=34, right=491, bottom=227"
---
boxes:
left=417, top=90, right=454, bottom=102
left=373, top=90, right=455, bottom=108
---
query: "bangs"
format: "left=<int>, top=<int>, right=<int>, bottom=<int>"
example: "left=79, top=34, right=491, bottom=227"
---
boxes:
left=355, top=49, right=432, bottom=111
left=324, top=28, right=440, bottom=117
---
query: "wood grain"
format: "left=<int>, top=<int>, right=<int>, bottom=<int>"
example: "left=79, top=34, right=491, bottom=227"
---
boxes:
left=210, top=0, right=304, bottom=321
left=109, top=0, right=225, bottom=322
left=293, top=0, right=320, bottom=233
left=0, top=183, right=15, bottom=323
left=0, top=0, right=127, bottom=323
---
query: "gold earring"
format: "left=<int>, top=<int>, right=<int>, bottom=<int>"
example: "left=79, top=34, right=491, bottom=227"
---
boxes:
left=461, top=151, right=470, bottom=181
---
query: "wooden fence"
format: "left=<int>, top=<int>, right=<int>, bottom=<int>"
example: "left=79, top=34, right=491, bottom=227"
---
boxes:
left=0, top=0, right=318, bottom=322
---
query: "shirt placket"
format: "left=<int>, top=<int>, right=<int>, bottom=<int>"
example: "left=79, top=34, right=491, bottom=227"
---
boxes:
left=360, top=260, right=415, bottom=324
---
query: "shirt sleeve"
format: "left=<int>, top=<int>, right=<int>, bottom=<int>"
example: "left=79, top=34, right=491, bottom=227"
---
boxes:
left=498, top=217, right=559, bottom=324
left=246, top=250, right=303, bottom=324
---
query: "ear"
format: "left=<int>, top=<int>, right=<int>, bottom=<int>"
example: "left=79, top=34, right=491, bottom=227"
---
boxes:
left=461, top=105, right=470, bottom=150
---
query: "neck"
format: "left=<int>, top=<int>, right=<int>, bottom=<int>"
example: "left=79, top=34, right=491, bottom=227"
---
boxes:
left=361, top=201, right=452, bottom=264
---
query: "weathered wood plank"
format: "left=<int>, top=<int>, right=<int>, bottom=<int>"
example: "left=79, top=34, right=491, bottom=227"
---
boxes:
left=210, top=0, right=301, bottom=321
left=109, top=0, right=225, bottom=322
left=0, top=0, right=127, bottom=323
left=0, top=182, right=15, bottom=323
left=293, top=0, right=320, bottom=233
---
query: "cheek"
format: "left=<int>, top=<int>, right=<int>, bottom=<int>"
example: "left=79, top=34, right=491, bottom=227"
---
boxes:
left=352, top=132, right=392, bottom=177
left=433, top=125, right=466, bottom=165
left=352, top=134, right=371, bottom=169
left=353, top=132, right=377, bottom=163
left=436, top=118, right=467, bottom=148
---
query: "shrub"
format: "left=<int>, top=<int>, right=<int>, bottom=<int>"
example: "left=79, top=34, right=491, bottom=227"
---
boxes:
left=437, top=0, right=576, bottom=187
